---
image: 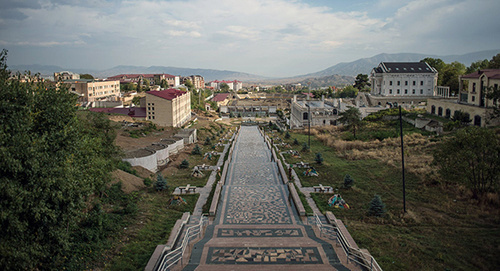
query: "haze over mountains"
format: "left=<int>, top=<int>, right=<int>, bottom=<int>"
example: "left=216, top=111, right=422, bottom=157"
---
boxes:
left=10, top=49, right=499, bottom=86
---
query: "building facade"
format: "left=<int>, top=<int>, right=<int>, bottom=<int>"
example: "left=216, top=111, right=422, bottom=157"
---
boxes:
left=145, top=88, right=191, bottom=127
left=289, top=96, right=339, bottom=129
left=107, top=74, right=180, bottom=88
left=54, top=71, right=80, bottom=81
left=208, top=80, right=243, bottom=91
left=183, top=75, right=205, bottom=89
left=370, top=62, right=438, bottom=97
left=64, top=79, right=120, bottom=102
left=426, top=69, right=500, bottom=127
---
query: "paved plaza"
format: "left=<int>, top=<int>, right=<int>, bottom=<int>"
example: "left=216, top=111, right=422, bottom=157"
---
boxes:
left=182, top=126, right=351, bottom=270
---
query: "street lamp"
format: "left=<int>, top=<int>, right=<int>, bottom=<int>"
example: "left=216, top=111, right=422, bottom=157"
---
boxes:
left=305, top=103, right=311, bottom=147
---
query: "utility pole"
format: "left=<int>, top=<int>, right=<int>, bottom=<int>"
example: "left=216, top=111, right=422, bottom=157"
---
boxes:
left=399, top=106, right=406, bottom=213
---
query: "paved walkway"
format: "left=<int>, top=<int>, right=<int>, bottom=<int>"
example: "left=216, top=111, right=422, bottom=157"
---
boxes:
left=182, top=126, right=356, bottom=271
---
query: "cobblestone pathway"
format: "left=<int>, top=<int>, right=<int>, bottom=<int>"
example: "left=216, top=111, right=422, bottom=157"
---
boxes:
left=183, top=126, right=351, bottom=271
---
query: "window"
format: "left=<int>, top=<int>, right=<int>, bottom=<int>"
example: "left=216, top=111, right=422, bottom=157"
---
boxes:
left=405, top=89, right=408, bottom=94
left=397, top=89, right=400, bottom=94
left=405, top=81, right=408, bottom=86
left=397, top=81, right=400, bottom=86
left=420, top=81, right=424, bottom=86
left=152, top=116, right=155, bottom=119
left=420, top=89, right=423, bottom=94
left=413, top=81, right=416, bottom=86
left=148, top=116, right=151, bottom=119
left=389, top=81, right=393, bottom=86
left=412, top=89, right=415, bottom=94
left=472, top=96, right=475, bottom=102
left=389, top=89, right=393, bottom=94
left=472, top=83, right=476, bottom=92
left=148, top=107, right=150, bottom=110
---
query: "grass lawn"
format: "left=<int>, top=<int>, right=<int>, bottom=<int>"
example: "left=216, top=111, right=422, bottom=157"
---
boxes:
left=279, top=130, right=500, bottom=271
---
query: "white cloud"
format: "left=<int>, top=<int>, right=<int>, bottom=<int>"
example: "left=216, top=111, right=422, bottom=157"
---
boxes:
left=2, top=0, right=499, bottom=76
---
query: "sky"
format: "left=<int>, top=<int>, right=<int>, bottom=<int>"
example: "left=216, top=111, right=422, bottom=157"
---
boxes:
left=1, top=0, right=499, bottom=77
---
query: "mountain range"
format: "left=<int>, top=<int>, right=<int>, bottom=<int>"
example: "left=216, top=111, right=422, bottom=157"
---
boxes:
left=9, top=49, right=499, bottom=86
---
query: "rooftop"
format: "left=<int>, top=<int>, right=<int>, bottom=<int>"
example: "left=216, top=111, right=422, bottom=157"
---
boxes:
left=297, top=100, right=334, bottom=108
left=374, top=62, right=437, bottom=74
left=213, top=93, right=230, bottom=102
left=461, top=69, right=500, bottom=79
left=146, top=88, right=187, bottom=100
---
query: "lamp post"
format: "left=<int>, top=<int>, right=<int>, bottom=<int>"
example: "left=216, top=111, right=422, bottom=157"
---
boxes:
left=305, top=103, right=311, bottom=147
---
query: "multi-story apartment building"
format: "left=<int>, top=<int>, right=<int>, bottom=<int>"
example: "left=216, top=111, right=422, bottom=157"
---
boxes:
left=427, top=69, right=500, bottom=127
left=107, top=74, right=180, bottom=88
left=208, top=80, right=243, bottom=91
left=145, top=88, right=191, bottom=127
left=183, top=75, right=205, bottom=89
left=289, top=95, right=339, bottom=129
left=54, top=71, right=80, bottom=81
left=64, top=79, right=120, bottom=102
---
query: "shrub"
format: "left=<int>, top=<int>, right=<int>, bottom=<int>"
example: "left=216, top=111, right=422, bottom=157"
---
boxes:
left=192, top=144, right=202, bottom=155
left=368, top=195, right=386, bottom=216
left=285, top=131, right=291, bottom=139
left=293, top=138, right=299, bottom=145
left=301, top=142, right=310, bottom=152
left=179, top=159, right=189, bottom=169
left=204, top=136, right=212, bottom=145
left=155, top=174, right=168, bottom=192
left=143, top=178, right=152, bottom=187
left=344, top=174, right=354, bottom=188
left=315, top=153, right=324, bottom=164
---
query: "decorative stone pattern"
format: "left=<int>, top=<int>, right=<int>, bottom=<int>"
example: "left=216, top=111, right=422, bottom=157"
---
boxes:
left=229, top=162, right=280, bottom=186
left=207, top=247, right=323, bottom=264
left=217, top=228, right=303, bottom=238
left=224, top=185, right=291, bottom=224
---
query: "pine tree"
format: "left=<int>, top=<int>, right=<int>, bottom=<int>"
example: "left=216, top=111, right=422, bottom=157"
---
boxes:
left=301, top=142, right=310, bottom=152
left=368, top=195, right=386, bottom=216
left=315, top=153, right=323, bottom=164
left=285, top=131, right=291, bottom=139
left=204, top=136, right=212, bottom=145
left=179, top=159, right=189, bottom=169
left=155, top=174, right=168, bottom=191
left=293, top=138, right=299, bottom=145
left=344, top=174, right=354, bottom=188
left=192, top=144, right=202, bottom=155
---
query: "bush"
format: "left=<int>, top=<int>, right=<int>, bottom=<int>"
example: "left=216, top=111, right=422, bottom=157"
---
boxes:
left=368, top=195, right=386, bottom=216
left=301, top=142, right=310, bottom=152
left=204, top=136, right=212, bottom=145
left=293, top=138, right=299, bottom=145
left=315, top=153, right=324, bottom=164
left=192, top=144, right=202, bottom=155
left=117, top=161, right=137, bottom=176
left=285, top=131, right=291, bottom=139
left=179, top=159, right=189, bottom=169
left=344, top=174, right=354, bottom=188
left=155, top=174, right=168, bottom=192
left=143, top=178, right=152, bottom=187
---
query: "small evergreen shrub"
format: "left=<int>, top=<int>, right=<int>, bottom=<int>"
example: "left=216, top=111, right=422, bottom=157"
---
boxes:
left=192, top=144, right=202, bottom=155
left=344, top=174, right=354, bottom=188
left=143, top=178, right=152, bottom=187
left=315, top=153, right=324, bottom=164
left=179, top=159, right=189, bottom=169
left=301, top=142, right=310, bottom=152
left=155, top=174, right=168, bottom=192
left=285, top=131, right=291, bottom=139
left=368, top=195, right=386, bottom=217
left=204, top=136, right=212, bottom=145
left=293, top=138, right=299, bottom=145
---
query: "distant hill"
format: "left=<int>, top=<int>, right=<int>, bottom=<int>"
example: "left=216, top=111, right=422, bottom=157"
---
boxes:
left=306, top=49, right=500, bottom=77
left=8, top=64, right=268, bottom=82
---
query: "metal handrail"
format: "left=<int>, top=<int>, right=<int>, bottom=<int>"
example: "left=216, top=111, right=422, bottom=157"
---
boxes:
left=156, top=215, right=207, bottom=271
left=313, top=214, right=382, bottom=271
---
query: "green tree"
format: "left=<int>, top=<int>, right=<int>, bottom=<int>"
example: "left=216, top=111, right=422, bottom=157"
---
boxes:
left=179, top=159, right=189, bottom=169
left=485, top=85, right=500, bottom=121
left=220, top=83, right=230, bottom=92
left=368, top=195, right=386, bottom=216
left=293, top=138, right=299, bottom=145
left=192, top=144, right=202, bottom=155
left=488, top=53, right=500, bottom=69
left=80, top=73, right=94, bottom=79
left=441, top=61, right=466, bottom=94
left=338, top=107, right=363, bottom=139
left=184, top=79, right=195, bottom=91
left=0, top=50, right=118, bottom=270
left=421, top=58, right=446, bottom=85
left=285, top=131, right=291, bottom=139
left=353, top=74, right=371, bottom=91
left=336, top=85, right=358, bottom=98
left=314, top=153, right=324, bottom=164
left=433, top=127, right=500, bottom=198
left=344, top=174, right=354, bottom=188
left=466, top=59, right=490, bottom=74
left=301, top=142, right=309, bottom=152
left=452, top=110, right=471, bottom=126
left=155, top=174, right=168, bottom=191
left=132, top=96, right=141, bottom=106
left=204, top=136, right=212, bottom=145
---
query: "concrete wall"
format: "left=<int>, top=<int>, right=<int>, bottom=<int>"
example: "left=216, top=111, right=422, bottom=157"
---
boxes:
left=123, top=149, right=157, bottom=172
left=427, top=98, right=499, bottom=127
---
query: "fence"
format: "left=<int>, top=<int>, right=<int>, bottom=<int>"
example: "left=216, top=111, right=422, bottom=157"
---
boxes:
left=314, top=214, right=383, bottom=271
left=156, top=215, right=207, bottom=271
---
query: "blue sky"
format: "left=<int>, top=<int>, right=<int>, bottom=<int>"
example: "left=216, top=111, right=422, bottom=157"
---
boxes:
left=1, top=0, right=499, bottom=77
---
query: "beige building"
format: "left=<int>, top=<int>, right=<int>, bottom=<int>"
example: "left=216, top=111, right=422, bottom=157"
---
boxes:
left=426, top=69, right=500, bottom=127
left=146, top=88, right=191, bottom=127
left=64, top=79, right=120, bottom=102
left=54, top=71, right=80, bottom=81
left=183, top=75, right=205, bottom=90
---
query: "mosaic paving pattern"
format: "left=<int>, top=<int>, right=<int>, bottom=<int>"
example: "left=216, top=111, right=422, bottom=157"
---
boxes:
left=207, top=247, right=323, bottom=264
left=229, top=162, right=280, bottom=185
left=218, top=228, right=303, bottom=237
left=224, top=185, right=291, bottom=224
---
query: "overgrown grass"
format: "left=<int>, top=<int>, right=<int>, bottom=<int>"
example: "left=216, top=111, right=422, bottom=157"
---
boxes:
left=279, top=129, right=500, bottom=271
left=294, top=183, right=313, bottom=214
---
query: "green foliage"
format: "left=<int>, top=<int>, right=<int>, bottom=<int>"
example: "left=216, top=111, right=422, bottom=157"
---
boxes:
left=433, top=127, right=500, bottom=197
left=0, top=50, right=120, bottom=270
left=466, top=59, right=490, bottom=74
left=179, top=159, right=189, bottom=169
left=293, top=138, right=299, bottom=145
left=155, top=174, right=168, bottom=192
left=451, top=110, right=471, bottom=125
left=344, top=174, right=354, bottom=188
left=237, top=113, right=242, bottom=118
left=335, top=85, right=358, bottom=98
left=192, top=144, right=202, bottom=155
left=285, top=131, right=291, bottom=139
left=204, top=136, right=212, bottom=145
left=131, top=96, right=141, bottom=106
left=364, top=108, right=406, bottom=122
left=220, top=82, right=230, bottom=92
left=301, top=142, right=310, bottom=152
left=353, top=73, right=371, bottom=91
left=184, top=79, right=195, bottom=91
left=229, top=112, right=234, bottom=118
left=118, top=161, right=137, bottom=176
left=80, top=73, right=94, bottom=79
left=338, top=106, right=363, bottom=139
left=422, top=58, right=466, bottom=94
left=315, top=152, right=324, bottom=164
left=143, top=178, right=152, bottom=187
left=488, top=53, right=500, bottom=69
left=368, top=195, right=386, bottom=216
